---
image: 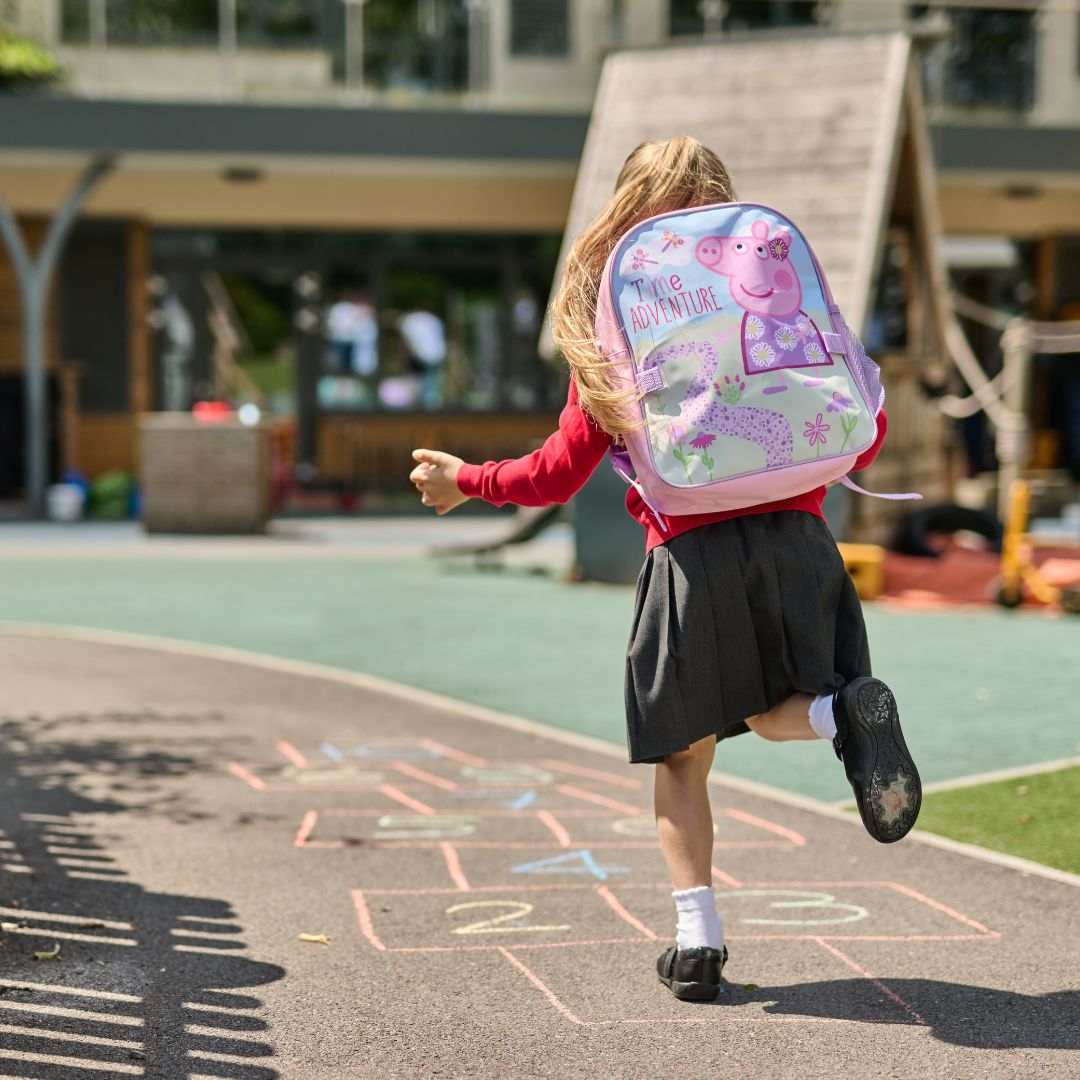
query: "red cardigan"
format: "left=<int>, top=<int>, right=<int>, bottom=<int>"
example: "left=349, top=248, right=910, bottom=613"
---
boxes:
left=456, top=381, right=887, bottom=552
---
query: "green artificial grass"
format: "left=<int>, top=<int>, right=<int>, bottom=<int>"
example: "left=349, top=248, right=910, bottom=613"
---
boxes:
left=916, top=766, right=1080, bottom=875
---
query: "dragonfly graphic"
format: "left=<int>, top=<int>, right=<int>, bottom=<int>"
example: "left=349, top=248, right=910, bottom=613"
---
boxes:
left=661, top=230, right=685, bottom=252
left=631, top=247, right=659, bottom=270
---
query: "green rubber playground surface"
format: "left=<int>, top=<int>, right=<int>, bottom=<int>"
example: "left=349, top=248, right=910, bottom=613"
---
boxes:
left=918, top=766, right=1080, bottom=876
left=1, top=553, right=1078, bottom=805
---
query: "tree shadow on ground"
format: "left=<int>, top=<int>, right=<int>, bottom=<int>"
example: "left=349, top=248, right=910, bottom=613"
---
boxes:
left=0, top=709, right=286, bottom=1079
left=729, top=977, right=1080, bottom=1049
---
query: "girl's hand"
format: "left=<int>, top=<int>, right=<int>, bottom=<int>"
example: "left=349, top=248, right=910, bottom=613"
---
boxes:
left=410, top=449, right=470, bottom=515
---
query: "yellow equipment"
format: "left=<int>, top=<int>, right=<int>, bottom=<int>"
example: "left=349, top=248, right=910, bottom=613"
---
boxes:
left=837, top=542, right=886, bottom=601
left=997, top=479, right=1080, bottom=613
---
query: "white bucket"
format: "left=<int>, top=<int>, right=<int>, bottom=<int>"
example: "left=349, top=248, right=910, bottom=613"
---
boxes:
left=47, top=483, right=85, bottom=522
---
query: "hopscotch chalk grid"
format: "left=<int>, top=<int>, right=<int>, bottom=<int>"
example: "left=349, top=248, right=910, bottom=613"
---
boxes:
left=228, top=736, right=1000, bottom=1028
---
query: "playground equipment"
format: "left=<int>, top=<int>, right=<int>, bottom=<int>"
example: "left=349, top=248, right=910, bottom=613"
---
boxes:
left=997, top=479, right=1080, bottom=613
left=431, top=504, right=564, bottom=568
left=939, top=296, right=1080, bottom=519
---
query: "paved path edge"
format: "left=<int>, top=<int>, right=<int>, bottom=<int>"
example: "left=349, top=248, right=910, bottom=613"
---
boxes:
left=3, top=618, right=1078, bottom=892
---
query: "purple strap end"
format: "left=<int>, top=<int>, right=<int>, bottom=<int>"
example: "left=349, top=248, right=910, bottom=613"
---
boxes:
left=635, top=367, right=666, bottom=394
left=608, top=445, right=669, bottom=532
left=839, top=475, right=922, bottom=501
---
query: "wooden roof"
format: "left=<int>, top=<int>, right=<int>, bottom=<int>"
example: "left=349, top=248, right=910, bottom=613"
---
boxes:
left=549, top=31, right=927, bottom=344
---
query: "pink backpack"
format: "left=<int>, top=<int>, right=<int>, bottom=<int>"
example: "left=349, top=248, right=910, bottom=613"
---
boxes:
left=594, top=202, right=915, bottom=529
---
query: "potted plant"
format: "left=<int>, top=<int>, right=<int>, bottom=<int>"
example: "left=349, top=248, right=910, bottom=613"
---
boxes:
left=0, top=26, right=62, bottom=92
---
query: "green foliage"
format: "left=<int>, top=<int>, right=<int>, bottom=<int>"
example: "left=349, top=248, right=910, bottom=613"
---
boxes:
left=89, top=470, right=134, bottom=520
left=0, top=27, right=63, bottom=87
left=223, top=278, right=290, bottom=354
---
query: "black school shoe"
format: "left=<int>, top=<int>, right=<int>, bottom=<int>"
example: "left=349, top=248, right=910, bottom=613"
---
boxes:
left=833, top=677, right=922, bottom=843
left=656, top=944, right=729, bottom=1001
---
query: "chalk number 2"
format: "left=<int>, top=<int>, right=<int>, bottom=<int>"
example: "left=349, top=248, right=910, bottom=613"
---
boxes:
left=445, top=900, right=570, bottom=936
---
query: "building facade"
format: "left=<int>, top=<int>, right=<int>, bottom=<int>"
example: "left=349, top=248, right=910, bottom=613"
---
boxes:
left=1, top=0, right=1077, bottom=502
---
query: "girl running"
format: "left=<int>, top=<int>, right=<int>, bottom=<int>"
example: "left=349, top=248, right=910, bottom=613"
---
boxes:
left=408, top=136, right=921, bottom=1002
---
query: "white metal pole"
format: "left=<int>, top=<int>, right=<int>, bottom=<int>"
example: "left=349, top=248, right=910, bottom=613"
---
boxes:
left=466, top=0, right=488, bottom=98
left=996, top=318, right=1033, bottom=521
left=219, top=0, right=238, bottom=99
left=0, top=157, right=115, bottom=517
left=89, top=0, right=107, bottom=95
left=344, top=0, right=368, bottom=98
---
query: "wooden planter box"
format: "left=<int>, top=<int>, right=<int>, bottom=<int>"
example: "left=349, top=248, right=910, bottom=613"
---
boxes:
left=139, top=414, right=270, bottom=534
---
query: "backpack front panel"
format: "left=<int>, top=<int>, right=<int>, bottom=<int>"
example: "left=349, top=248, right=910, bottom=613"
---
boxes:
left=607, top=204, right=879, bottom=497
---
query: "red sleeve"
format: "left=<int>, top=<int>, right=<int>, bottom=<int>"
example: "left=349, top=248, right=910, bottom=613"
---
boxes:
left=456, top=381, right=611, bottom=507
left=851, top=408, right=887, bottom=472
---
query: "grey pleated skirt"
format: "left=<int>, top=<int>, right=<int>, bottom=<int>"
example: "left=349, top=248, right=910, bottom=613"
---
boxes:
left=624, top=511, right=871, bottom=764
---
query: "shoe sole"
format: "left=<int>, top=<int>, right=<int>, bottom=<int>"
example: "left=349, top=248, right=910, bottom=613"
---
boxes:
left=659, top=977, right=723, bottom=1001
left=848, top=678, right=922, bottom=843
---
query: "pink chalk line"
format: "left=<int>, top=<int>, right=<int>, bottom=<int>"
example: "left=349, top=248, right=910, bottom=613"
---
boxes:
left=351, top=890, right=386, bottom=951
left=440, top=843, right=471, bottom=891
left=498, top=949, right=855, bottom=1027
left=391, top=761, right=459, bottom=791
left=365, top=840, right=788, bottom=850
left=540, top=760, right=642, bottom=790
left=294, top=810, right=318, bottom=847
left=883, top=882, right=997, bottom=936
left=722, top=808, right=806, bottom=846
left=227, top=763, right=266, bottom=791
left=419, top=738, right=487, bottom=767
left=324, top=808, right=621, bottom=818
left=555, top=785, right=640, bottom=815
left=813, top=937, right=927, bottom=1026
left=712, top=866, right=743, bottom=888
left=378, top=784, right=437, bottom=816
left=499, top=948, right=586, bottom=1026
left=536, top=811, right=573, bottom=848
left=274, top=740, right=308, bottom=769
left=596, top=886, right=659, bottom=941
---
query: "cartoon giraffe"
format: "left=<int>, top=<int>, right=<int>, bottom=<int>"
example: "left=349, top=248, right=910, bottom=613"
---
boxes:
left=641, top=339, right=793, bottom=468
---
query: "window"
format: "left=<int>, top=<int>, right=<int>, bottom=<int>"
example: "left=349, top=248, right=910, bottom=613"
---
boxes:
left=669, top=0, right=816, bottom=37
left=510, top=0, right=569, bottom=57
left=362, top=0, right=469, bottom=93
left=61, top=0, right=330, bottom=48
left=151, top=229, right=566, bottom=415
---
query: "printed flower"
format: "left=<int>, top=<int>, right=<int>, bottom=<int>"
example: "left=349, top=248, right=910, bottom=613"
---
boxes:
left=795, top=316, right=812, bottom=337
left=749, top=342, right=776, bottom=369
left=714, top=374, right=746, bottom=405
left=668, top=420, right=687, bottom=444
left=803, top=412, right=830, bottom=448
left=769, top=236, right=790, bottom=261
left=774, top=326, right=798, bottom=351
left=744, top=315, right=765, bottom=341
left=690, top=432, right=716, bottom=450
left=826, top=390, right=855, bottom=413
left=803, top=341, right=826, bottom=364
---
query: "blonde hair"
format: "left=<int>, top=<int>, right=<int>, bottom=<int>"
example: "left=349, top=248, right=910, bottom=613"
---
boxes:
left=550, top=136, right=736, bottom=435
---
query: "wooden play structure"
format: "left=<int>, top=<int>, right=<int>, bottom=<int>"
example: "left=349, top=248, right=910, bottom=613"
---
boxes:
left=550, top=30, right=956, bottom=545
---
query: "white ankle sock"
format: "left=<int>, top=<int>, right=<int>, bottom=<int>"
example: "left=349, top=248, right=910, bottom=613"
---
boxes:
left=808, top=692, right=838, bottom=741
left=672, top=885, right=725, bottom=950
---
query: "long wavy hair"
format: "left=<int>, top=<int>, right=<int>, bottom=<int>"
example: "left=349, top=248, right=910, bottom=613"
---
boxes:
left=550, top=136, right=736, bottom=435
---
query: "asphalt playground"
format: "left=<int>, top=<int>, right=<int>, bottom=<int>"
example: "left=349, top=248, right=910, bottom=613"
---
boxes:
left=1, top=627, right=1078, bottom=1079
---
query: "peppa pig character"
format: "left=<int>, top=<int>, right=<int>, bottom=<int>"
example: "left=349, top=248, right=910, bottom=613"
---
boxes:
left=696, top=221, right=833, bottom=377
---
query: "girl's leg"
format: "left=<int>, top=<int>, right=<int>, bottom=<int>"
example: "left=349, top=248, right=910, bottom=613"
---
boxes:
left=654, top=734, right=717, bottom=889
left=745, top=691, right=819, bottom=742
